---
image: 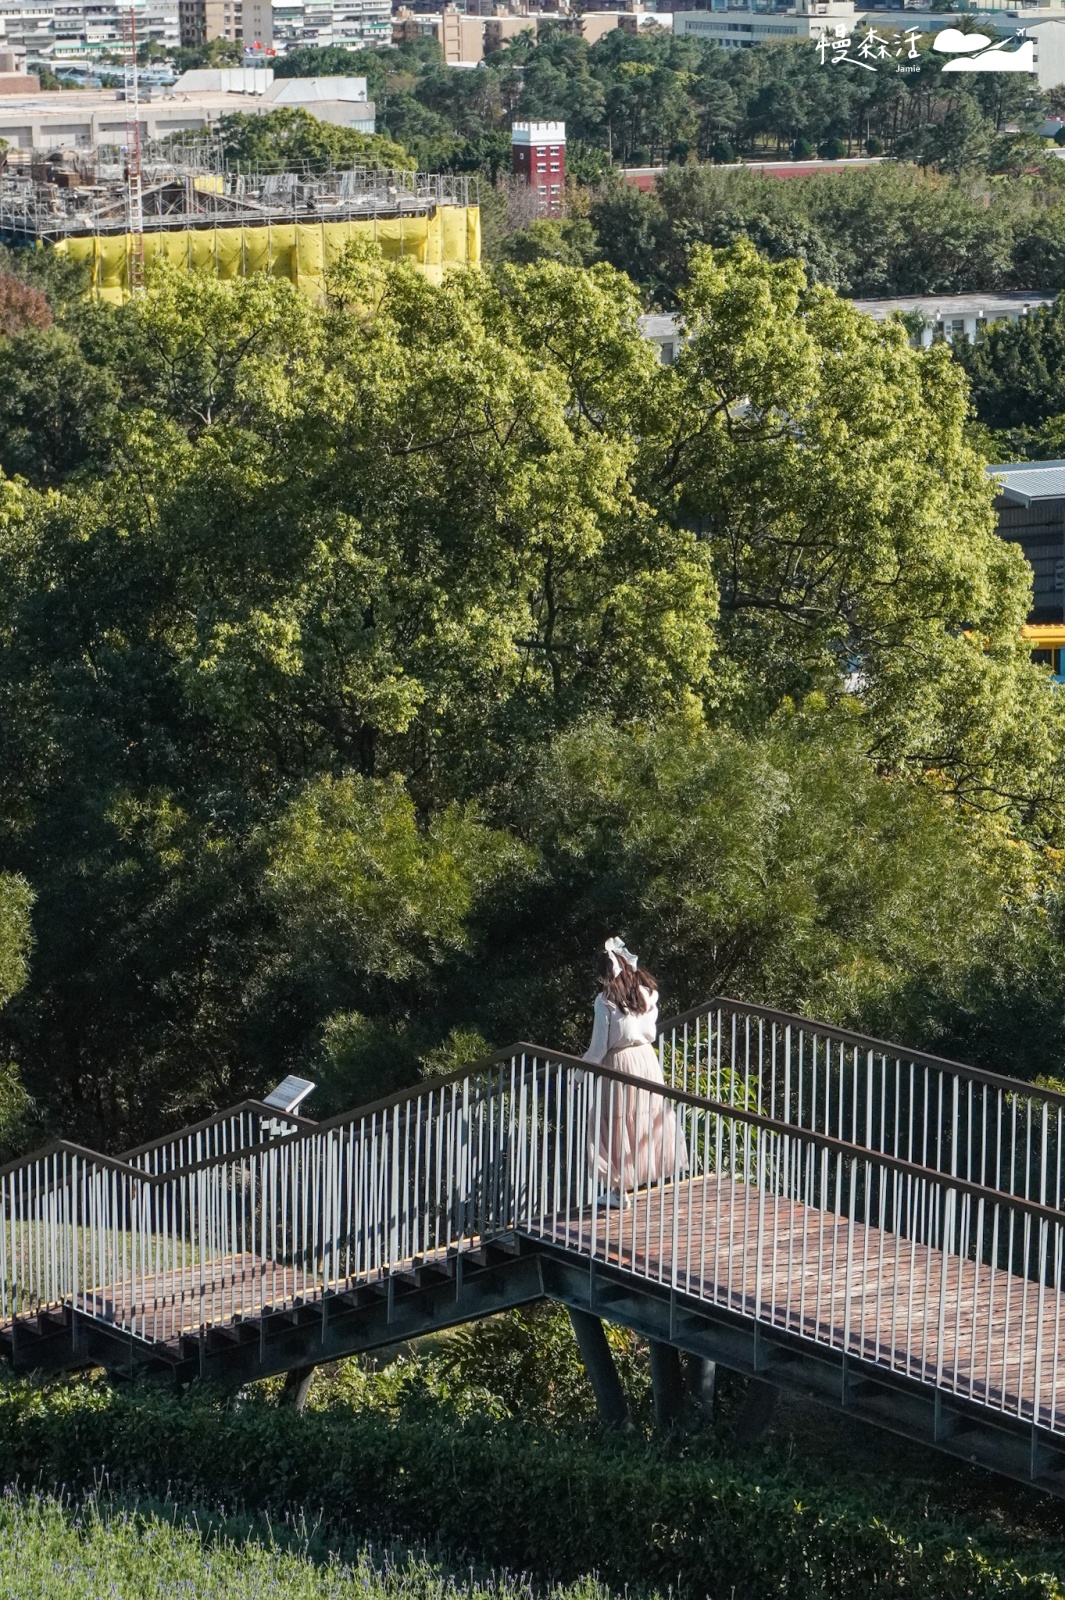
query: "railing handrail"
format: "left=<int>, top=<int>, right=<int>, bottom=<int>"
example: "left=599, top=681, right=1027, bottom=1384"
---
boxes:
left=666, top=995, right=1065, bottom=1111
left=0, top=1095, right=312, bottom=1186
left=4, top=1048, right=1061, bottom=1234
left=118, top=1098, right=318, bottom=1163
left=6, top=993, right=1064, bottom=1207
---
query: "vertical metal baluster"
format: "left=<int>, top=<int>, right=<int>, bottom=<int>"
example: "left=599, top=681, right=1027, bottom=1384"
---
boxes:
left=1001, top=1206, right=1016, bottom=1415
left=1049, top=1220, right=1063, bottom=1433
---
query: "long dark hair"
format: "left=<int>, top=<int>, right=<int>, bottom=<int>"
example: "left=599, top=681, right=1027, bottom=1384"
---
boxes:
left=593, top=948, right=658, bottom=1014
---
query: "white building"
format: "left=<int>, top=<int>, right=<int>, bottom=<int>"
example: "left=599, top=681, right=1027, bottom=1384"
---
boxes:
left=673, top=0, right=858, bottom=49
left=331, top=0, right=389, bottom=49
left=0, top=0, right=59, bottom=60
left=850, top=292, right=1057, bottom=344
left=639, top=292, right=1057, bottom=362
left=271, top=0, right=389, bottom=53
left=0, top=70, right=375, bottom=147
left=0, top=0, right=179, bottom=60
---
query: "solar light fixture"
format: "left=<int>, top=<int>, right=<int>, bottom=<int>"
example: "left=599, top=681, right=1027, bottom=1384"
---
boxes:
left=260, top=1076, right=316, bottom=1137
left=262, top=1075, right=316, bottom=1114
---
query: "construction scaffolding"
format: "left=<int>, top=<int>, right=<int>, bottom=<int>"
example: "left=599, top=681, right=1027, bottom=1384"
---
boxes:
left=0, top=143, right=481, bottom=298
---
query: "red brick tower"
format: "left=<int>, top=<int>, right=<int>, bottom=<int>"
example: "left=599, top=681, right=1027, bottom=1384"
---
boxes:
left=510, top=121, right=566, bottom=217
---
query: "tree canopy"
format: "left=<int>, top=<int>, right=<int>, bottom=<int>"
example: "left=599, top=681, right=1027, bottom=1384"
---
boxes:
left=354, top=26, right=1046, bottom=174
left=216, top=108, right=413, bottom=174
left=0, top=242, right=1061, bottom=1147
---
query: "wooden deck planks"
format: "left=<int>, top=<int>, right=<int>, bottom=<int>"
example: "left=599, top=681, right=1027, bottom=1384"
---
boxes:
left=532, top=1174, right=1065, bottom=1429
left=34, top=1172, right=1065, bottom=1434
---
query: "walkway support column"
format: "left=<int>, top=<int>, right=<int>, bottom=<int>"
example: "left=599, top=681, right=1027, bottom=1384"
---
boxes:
left=280, top=1364, right=315, bottom=1412
left=648, top=1340, right=686, bottom=1431
left=682, top=1352, right=716, bottom=1421
left=568, top=1308, right=631, bottom=1430
left=733, top=1376, right=777, bottom=1447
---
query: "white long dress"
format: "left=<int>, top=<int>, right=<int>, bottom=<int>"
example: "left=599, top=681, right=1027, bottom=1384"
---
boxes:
left=582, top=988, right=688, bottom=1192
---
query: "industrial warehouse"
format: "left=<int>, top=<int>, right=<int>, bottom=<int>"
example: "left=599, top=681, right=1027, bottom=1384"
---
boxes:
left=0, top=143, right=481, bottom=297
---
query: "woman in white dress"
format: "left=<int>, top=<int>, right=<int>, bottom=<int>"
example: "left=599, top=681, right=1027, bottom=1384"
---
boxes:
left=583, top=937, right=688, bottom=1205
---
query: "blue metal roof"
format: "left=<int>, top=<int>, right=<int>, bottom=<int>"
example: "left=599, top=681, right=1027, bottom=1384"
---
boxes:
left=988, top=461, right=1065, bottom=506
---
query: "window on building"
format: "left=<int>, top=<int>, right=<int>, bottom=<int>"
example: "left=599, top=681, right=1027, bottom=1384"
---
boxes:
left=1032, top=647, right=1065, bottom=677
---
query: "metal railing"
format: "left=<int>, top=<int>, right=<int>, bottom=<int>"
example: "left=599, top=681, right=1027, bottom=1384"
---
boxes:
left=659, top=997, right=1065, bottom=1208
left=1, top=1027, right=1064, bottom=1434
left=119, top=1099, right=317, bottom=1176
left=0, top=165, right=475, bottom=244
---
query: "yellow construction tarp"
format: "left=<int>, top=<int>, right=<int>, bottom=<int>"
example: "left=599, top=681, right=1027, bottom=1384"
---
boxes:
left=54, top=207, right=481, bottom=304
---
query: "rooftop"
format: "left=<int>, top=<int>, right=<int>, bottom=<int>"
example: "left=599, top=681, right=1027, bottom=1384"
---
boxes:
left=852, top=293, right=1056, bottom=320
left=988, top=460, right=1065, bottom=505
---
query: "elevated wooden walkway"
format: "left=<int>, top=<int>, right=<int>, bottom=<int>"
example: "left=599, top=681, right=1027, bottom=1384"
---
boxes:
left=3, top=998, right=1065, bottom=1495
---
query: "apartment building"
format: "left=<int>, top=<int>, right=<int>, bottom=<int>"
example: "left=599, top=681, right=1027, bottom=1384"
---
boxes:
left=272, top=0, right=390, bottom=51
left=178, top=0, right=240, bottom=47
left=0, top=0, right=179, bottom=60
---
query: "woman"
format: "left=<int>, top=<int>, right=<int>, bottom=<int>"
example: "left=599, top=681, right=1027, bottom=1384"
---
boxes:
left=583, top=937, right=688, bottom=1206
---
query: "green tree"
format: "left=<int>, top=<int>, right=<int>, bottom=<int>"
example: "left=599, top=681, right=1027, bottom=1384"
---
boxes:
left=635, top=240, right=1061, bottom=819
left=0, top=874, right=32, bottom=1014
left=0, top=329, right=117, bottom=486
left=0, top=244, right=1063, bottom=1151
left=0, top=255, right=713, bottom=1140
left=953, top=295, right=1065, bottom=431
left=500, top=706, right=1055, bottom=1063
left=216, top=109, right=413, bottom=173
left=502, top=218, right=600, bottom=268
left=172, top=36, right=242, bottom=71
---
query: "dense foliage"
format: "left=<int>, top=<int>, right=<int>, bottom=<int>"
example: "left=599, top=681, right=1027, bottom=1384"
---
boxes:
left=0, top=1495, right=612, bottom=1600
left=0, top=1352, right=1064, bottom=1600
left=0, top=241, right=1062, bottom=1144
left=583, top=163, right=1065, bottom=303
left=280, top=30, right=1047, bottom=174
left=216, top=107, right=413, bottom=175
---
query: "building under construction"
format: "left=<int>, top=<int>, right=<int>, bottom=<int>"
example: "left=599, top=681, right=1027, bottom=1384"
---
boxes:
left=0, top=143, right=481, bottom=300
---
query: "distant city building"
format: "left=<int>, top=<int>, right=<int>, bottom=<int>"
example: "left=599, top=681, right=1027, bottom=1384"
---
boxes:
left=672, top=0, right=854, bottom=49
left=851, top=293, right=1057, bottom=346
left=577, top=9, right=672, bottom=40
left=0, top=70, right=375, bottom=147
left=640, top=293, right=1057, bottom=364
left=0, top=0, right=391, bottom=61
left=178, top=0, right=237, bottom=49
left=511, top=118, right=565, bottom=215
left=271, top=0, right=390, bottom=52
left=405, top=4, right=667, bottom=64
left=0, top=0, right=179, bottom=61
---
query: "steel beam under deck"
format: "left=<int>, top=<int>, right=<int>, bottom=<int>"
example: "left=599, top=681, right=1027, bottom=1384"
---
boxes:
left=6, top=1232, right=1065, bottom=1499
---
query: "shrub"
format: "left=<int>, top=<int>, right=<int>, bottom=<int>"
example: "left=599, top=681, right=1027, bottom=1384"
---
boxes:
left=0, top=1372, right=1061, bottom=1600
left=0, top=273, right=51, bottom=336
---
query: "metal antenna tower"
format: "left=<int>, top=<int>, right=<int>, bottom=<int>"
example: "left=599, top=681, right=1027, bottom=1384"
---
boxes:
left=119, top=1, right=145, bottom=292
